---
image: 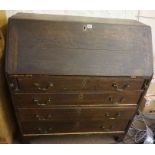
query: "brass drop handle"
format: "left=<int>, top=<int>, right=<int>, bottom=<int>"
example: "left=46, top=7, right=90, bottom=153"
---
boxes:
left=109, top=113, right=121, bottom=120
left=35, top=114, right=52, bottom=121
left=124, top=84, right=130, bottom=89
left=109, top=117, right=117, bottom=120
left=100, top=125, right=105, bottom=129
left=112, top=83, right=130, bottom=91
left=100, top=125, right=113, bottom=130
left=105, top=112, right=121, bottom=119
left=37, top=127, right=53, bottom=133
left=33, top=98, right=53, bottom=106
left=116, top=113, right=121, bottom=117
left=112, top=83, right=121, bottom=91
left=34, top=82, right=54, bottom=91
left=105, top=112, right=110, bottom=117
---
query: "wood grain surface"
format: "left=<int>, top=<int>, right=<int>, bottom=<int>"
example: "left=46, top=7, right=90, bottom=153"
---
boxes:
left=5, top=13, right=153, bottom=141
left=6, top=13, right=153, bottom=76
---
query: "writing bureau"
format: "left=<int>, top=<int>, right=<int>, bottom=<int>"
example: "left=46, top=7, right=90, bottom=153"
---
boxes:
left=5, top=13, right=153, bottom=143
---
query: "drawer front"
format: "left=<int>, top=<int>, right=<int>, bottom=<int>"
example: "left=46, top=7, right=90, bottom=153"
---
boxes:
left=21, top=119, right=129, bottom=135
left=16, top=107, right=136, bottom=122
left=13, top=92, right=141, bottom=108
left=9, top=76, right=144, bottom=92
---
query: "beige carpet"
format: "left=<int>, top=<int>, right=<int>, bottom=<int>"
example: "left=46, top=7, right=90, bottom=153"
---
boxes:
left=30, top=134, right=117, bottom=144
left=16, top=134, right=133, bottom=144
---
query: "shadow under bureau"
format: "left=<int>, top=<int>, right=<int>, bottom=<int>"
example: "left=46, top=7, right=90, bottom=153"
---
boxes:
left=5, top=13, right=153, bottom=143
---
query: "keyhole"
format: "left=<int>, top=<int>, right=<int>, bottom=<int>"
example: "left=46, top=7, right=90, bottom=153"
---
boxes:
left=83, top=25, right=87, bottom=31
left=108, top=96, right=113, bottom=102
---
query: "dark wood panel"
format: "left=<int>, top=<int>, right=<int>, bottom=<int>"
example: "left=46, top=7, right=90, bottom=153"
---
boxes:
left=6, top=13, right=153, bottom=76
left=21, top=119, right=129, bottom=135
left=8, top=76, right=144, bottom=92
left=13, top=91, right=141, bottom=108
left=16, top=107, right=136, bottom=122
left=5, top=13, right=153, bottom=139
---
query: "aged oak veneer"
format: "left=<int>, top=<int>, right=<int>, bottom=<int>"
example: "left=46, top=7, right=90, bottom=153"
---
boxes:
left=5, top=13, right=153, bottom=143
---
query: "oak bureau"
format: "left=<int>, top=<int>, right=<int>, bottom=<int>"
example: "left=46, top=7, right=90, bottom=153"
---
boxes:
left=5, top=13, right=153, bottom=143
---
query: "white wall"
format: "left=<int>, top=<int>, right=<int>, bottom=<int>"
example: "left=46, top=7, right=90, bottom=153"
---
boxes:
left=138, top=11, right=155, bottom=57
left=6, top=10, right=139, bottom=19
left=5, top=10, right=155, bottom=56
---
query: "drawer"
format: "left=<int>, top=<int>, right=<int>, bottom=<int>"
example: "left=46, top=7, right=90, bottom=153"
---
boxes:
left=8, top=76, right=144, bottom=92
left=16, top=107, right=136, bottom=122
left=13, top=91, right=141, bottom=108
left=21, top=119, right=129, bottom=135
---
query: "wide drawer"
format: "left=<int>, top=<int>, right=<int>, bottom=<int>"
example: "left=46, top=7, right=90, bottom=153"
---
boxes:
left=8, top=76, right=144, bottom=92
left=16, top=107, right=136, bottom=122
left=13, top=91, right=141, bottom=108
left=21, top=119, right=129, bottom=135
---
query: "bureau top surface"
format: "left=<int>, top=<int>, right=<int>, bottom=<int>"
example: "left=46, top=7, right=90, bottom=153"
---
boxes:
left=5, top=13, right=153, bottom=76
